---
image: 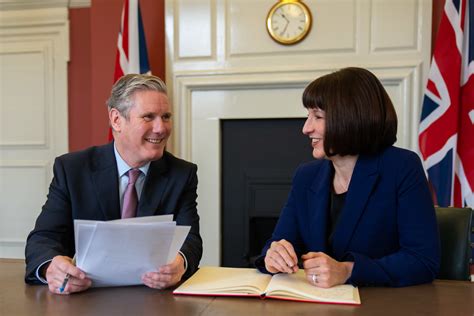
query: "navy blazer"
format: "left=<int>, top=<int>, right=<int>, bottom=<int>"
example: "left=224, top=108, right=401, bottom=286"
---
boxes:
left=257, top=146, right=440, bottom=287
left=25, top=142, right=202, bottom=284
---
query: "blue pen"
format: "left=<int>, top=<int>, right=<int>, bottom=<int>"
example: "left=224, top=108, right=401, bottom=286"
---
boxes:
left=59, top=256, right=76, bottom=293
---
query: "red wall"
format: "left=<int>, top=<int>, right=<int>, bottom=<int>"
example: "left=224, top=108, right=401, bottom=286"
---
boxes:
left=68, top=0, right=165, bottom=152
left=432, top=0, right=446, bottom=53
left=69, top=8, right=92, bottom=151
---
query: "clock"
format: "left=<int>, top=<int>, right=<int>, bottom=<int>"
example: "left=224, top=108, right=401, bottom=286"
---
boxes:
left=266, top=0, right=312, bottom=45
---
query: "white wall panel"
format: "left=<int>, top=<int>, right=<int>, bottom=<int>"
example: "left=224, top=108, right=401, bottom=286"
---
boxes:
left=176, top=0, right=214, bottom=59
left=0, top=47, right=48, bottom=146
left=370, top=0, right=419, bottom=52
left=0, top=163, right=49, bottom=258
left=228, top=0, right=357, bottom=57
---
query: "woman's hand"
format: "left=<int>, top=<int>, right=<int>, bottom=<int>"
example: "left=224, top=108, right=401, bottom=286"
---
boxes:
left=264, top=239, right=299, bottom=274
left=302, top=252, right=354, bottom=288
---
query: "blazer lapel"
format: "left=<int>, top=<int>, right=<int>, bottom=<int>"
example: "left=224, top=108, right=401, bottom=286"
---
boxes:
left=307, top=160, right=333, bottom=252
left=137, top=156, right=169, bottom=217
left=331, top=154, right=380, bottom=259
left=91, top=143, right=121, bottom=220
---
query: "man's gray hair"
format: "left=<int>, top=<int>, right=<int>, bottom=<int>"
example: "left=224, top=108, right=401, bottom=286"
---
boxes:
left=107, top=73, right=167, bottom=118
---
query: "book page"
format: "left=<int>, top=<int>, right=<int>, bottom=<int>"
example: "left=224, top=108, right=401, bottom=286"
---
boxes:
left=174, top=267, right=272, bottom=296
left=266, top=270, right=360, bottom=304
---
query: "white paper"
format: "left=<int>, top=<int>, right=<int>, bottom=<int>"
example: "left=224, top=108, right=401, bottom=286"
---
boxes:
left=73, top=215, right=190, bottom=287
left=167, top=226, right=191, bottom=263
left=75, top=223, right=96, bottom=268
left=109, top=214, right=174, bottom=223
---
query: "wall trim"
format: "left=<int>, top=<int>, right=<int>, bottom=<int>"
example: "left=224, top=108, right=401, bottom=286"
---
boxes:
left=69, top=0, right=90, bottom=8
left=0, top=0, right=68, bottom=10
left=172, top=62, right=422, bottom=160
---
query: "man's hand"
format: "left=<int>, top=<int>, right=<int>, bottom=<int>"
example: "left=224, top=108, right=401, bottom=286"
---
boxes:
left=46, top=255, right=91, bottom=295
left=141, top=254, right=185, bottom=289
left=301, top=252, right=354, bottom=288
left=264, top=239, right=299, bottom=274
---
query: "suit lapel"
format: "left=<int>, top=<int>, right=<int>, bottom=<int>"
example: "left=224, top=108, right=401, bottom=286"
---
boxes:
left=331, top=154, right=380, bottom=259
left=307, top=160, right=333, bottom=252
left=137, top=155, right=169, bottom=217
left=91, top=143, right=121, bottom=220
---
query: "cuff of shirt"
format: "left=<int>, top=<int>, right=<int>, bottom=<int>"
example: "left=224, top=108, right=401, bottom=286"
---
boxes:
left=178, top=250, right=188, bottom=272
left=35, top=259, right=52, bottom=284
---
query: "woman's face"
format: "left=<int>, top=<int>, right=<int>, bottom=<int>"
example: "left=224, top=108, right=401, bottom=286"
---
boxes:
left=302, top=108, right=326, bottom=159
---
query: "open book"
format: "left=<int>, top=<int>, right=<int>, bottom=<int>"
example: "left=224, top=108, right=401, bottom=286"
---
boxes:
left=173, top=266, right=360, bottom=305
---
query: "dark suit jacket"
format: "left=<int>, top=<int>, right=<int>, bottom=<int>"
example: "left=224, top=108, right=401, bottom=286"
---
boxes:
left=256, top=146, right=440, bottom=287
left=25, top=142, right=202, bottom=284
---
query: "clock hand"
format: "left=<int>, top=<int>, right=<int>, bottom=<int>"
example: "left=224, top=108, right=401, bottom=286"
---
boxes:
left=280, top=21, right=289, bottom=36
left=279, top=13, right=290, bottom=36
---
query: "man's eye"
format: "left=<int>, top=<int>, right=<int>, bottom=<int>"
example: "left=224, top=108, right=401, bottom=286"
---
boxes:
left=162, top=113, right=172, bottom=121
left=143, top=115, right=154, bottom=121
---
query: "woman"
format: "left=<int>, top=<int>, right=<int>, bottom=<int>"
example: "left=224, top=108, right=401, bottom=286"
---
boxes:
left=255, top=67, right=440, bottom=288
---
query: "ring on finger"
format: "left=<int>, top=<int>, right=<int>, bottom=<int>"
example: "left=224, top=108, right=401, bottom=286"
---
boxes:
left=312, top=273, right=317, bottom=284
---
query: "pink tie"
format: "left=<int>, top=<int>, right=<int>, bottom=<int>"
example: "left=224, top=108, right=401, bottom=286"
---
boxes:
left=122, top=169, right=141, bottom=219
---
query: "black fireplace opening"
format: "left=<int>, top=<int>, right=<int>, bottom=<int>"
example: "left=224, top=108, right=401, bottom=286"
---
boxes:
left=221, top=118, right=313, bottom=267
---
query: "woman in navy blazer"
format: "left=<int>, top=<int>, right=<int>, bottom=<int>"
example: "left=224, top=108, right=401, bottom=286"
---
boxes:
left=256, top=67, right=440, bottom=287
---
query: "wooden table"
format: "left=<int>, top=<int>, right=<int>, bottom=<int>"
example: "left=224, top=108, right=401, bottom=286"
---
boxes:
left=1, top=259, right=473, bottom=316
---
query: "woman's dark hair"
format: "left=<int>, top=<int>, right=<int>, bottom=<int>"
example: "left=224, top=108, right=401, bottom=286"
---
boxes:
left=302, top=67, right=397, bottom=156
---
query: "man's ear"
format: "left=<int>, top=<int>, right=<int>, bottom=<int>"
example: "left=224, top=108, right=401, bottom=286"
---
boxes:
left=109, top=108, right=123, bottom=133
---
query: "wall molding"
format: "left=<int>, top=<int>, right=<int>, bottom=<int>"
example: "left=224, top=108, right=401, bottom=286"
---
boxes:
left=0, top=6, right=68, bottom=28
left=173, top=63, right=422, bottom=160
left=0, top=0, right=91, bottom=10
left=69, top=0, right=90, bottom=8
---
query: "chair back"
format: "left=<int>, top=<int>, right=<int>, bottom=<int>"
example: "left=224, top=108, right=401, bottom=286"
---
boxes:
left=435, top=207, right=472, bottom=281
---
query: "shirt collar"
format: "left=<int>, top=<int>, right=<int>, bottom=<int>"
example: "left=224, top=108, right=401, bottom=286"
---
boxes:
left=114, top=143, right=150, bottom=177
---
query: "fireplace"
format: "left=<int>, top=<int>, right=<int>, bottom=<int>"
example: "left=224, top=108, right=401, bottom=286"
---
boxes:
left=221, top=118, right=313, bottom=267
left=180, top=72, right=412, bottom=266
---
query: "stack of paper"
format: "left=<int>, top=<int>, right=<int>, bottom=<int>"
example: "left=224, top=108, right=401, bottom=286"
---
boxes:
left=74, top=215, right=190, bottom=287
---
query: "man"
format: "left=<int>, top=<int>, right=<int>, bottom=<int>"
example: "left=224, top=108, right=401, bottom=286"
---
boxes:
left=25, top=74, right=202, bottom=294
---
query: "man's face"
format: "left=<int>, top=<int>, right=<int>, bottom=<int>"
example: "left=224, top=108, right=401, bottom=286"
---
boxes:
left=110, top=90, right=172, bottom=167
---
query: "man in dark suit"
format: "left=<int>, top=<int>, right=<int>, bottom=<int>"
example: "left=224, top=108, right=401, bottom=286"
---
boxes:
left=25, top=74, right=202, bottom=294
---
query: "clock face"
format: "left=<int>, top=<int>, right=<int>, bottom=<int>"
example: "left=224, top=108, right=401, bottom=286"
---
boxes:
left=267, top=2, right=312, bottom=45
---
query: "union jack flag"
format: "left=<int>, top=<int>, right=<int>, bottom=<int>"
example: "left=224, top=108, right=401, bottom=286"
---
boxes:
left=114, top=0, right=150, bottom=81
left=109, top=0, right=151, bottom=140
left=419, top=0, right=474, bottom=208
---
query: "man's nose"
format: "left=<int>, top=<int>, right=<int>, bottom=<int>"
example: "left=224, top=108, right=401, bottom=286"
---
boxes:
left=153, top=118, right=168, bottom=134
